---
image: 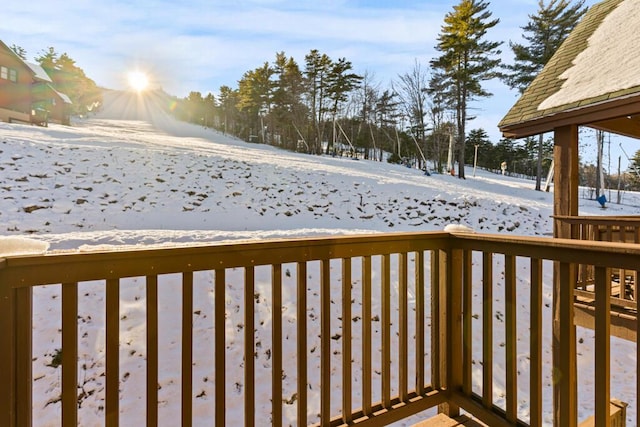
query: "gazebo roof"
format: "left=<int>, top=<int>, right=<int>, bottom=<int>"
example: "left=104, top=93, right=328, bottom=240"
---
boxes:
left=499, top=0, right=640, bottom=139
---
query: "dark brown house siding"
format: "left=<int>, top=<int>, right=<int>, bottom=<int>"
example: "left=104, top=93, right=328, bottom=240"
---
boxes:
left=0, top=40, right=73, bottom=125
left=0, top=43, right=33, bottom=117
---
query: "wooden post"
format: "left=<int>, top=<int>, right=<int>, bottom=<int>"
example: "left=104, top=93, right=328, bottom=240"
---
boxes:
left=553, top=125, right=579, bottom=238
left=442, top=248, right=463, bottom=417
left=594, top=266, right=611, bottom=427
left=0, top=273, right=17, bottom=427
left=431, top=250, right=442, bottom=392
left=553, top=125, right=579, bottom=427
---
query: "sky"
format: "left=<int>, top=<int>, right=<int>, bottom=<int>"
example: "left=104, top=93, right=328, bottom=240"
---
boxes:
left=1, top=0, right=605, bottom=140
left=1, top=111, right=637, bottom=425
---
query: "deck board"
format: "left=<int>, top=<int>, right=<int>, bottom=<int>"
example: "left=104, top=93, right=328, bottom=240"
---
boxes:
left=412, top=413, right=487, bottom=426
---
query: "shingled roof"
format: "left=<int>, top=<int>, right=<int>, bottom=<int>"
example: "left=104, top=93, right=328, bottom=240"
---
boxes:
left=499, top=0, right=640, bottom=139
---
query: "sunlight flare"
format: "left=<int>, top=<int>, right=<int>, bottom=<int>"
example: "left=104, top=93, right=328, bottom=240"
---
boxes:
left=127, top=70, right=149, bottom=92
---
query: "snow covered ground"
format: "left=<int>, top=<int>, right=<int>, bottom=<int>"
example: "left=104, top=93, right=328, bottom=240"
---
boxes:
left=1, top=107, right=639, bottom=426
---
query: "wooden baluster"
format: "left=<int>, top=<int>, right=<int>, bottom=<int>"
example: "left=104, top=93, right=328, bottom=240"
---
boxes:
left=415, top=251, right=425, bottom=396
left=215, top=269, right=226, bottom=426
left=182, top=272, right=193, bottom=427
left=445, top=248, right=462, bottom=417
left=505, top=255, right=517, bottom=423
left=296, top=262, right=308, bottom=426
left=530, top=259, right=543, bottom=427
left=62, top=282, right=78, bottom=427
left=399, top=252, right=408, bottom=402
left=462, top=250, right=472, bottom=396
left=482, top=253, right=493, bottom=410
left=106, top=278, right=120, bottom=427
left=382, top=254, right=391, bottom=409
left=272, top=265, right=282, bottom=427
left=362, top=256, right=372, bottom=416
left=321, top=259, right=331, bottom=425
left=342, top=258, right=353, bottom=423
left=244, top=267, right=255, bottom=427
left=146, top=275, right=158, bottom=427
left=431, top=250, right=444, bottom=392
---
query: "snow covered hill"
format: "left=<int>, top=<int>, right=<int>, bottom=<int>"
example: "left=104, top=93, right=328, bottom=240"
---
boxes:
left=1, top=110, right=639, bottom=426
left=5, top=111, right=636, bottom=251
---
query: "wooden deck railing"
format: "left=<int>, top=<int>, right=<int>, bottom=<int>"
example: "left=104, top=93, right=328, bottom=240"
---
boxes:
left=0, top=231, right=637, bottom=426
left=555, top=215, right=640, bottom=341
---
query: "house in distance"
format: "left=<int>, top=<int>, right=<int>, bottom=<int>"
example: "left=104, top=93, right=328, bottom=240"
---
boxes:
left=0, top=40, right=71, bottom=126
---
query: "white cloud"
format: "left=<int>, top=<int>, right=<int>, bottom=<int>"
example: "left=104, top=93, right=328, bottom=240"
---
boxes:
left=0, top=0, right=601, bottom=137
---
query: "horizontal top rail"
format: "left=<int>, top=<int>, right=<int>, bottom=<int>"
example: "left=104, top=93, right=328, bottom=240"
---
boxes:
left=450, top=231, right=640, bottom=268
left=4, top=230, right=640, bottom=287
left=0, top=232, right=451, bottom=287
left=554, top=215, right=640, bottom=225
left=0, top=229, right=636, bottom=426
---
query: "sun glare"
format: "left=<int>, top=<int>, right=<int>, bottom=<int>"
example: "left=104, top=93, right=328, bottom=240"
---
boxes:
left=127, top=71, right=149, bottom=92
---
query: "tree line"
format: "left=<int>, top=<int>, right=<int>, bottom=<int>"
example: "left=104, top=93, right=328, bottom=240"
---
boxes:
left=171, top=0, right=587, bottom=186
left=9, top=0, right=588, bottom=188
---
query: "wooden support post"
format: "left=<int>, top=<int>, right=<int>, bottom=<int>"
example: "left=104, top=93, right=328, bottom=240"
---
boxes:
left=553, top=125, right=579, bottom=427
left=594, top=266, right=611, bottom=427
left=556, top=262, right=578, bottom=427
left=443, top=248, right=463, bottom=417
left=553, top=125, right=579, bottom=238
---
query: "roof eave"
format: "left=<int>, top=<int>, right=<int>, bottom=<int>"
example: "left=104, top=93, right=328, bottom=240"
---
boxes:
left=0, top=40, right=37, bottom=78
left=499, top=93, right=640, bottom=139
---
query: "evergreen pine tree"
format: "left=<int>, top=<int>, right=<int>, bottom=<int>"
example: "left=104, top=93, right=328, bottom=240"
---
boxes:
left=271, top=52, right=306, bottom=150
left=237, top=62, right=274, bottom=143
left=10, top=44, right=27, bottom=60
left=217, top=85, right=240, bottom=135
left=304, top=50, right=333, bottom=154
left=430, top=0, right=503, bottom=179
left=325, top=58, right=362, bottom=154
left=504, top=0, right=587, bottom=190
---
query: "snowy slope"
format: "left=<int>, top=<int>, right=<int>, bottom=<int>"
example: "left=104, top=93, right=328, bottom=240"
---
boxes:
left=1, top=109, right=639, bottom=426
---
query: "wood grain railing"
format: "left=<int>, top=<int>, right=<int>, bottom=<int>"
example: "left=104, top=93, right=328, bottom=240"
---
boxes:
left=0, top=231, right=637, bottom=426
left=555, top=215, right=640, bottom=341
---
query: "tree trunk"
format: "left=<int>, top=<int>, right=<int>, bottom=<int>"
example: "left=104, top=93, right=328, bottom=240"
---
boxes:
left=457, top=135, right=465, bottom=179
left=535, top=133, right=543, bottom=191
left=458, top=81, right=466, bottom=179
left=595, top=130, right=604, bottom=198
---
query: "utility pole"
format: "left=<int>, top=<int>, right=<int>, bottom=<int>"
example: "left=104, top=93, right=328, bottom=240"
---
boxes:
left=473, top=144, right=479, bottom=177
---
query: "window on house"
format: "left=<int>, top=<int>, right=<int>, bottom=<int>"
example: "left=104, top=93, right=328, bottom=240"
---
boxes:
left=8, top=68, right=17, bottom=82
left=0, top=66, right=7, bottom=80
